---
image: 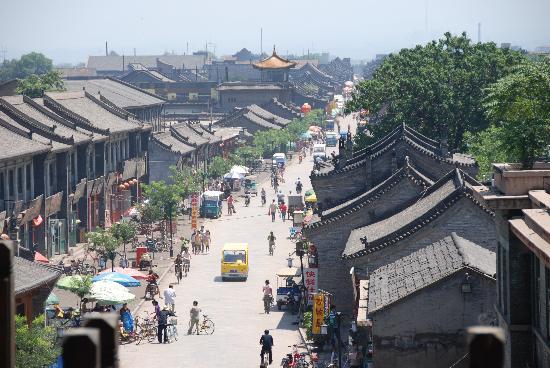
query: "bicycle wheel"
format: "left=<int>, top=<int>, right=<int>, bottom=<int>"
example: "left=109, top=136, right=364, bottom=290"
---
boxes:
left=202, top=319, right=215, bottom=335
left=147, top=327, right=158, bottom=343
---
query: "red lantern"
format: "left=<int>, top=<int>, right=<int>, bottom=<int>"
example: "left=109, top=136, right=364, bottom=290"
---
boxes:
left=301, top=103, right=311, bottom=115
left=132, top=179, right=138, bottom=185
left=123, top=182, right=130, bottom=189
left=118, top=184, right=125, bottom=191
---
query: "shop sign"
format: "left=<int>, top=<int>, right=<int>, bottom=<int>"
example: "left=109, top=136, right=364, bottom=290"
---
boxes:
left=312, top=293, right=324, bottom=335
left=304, top=268, right=318, bottom=306
left=191, top=194, right=199, bottom=229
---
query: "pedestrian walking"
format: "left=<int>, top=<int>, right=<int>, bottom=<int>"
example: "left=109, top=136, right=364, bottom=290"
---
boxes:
left=268, top=200, right=277, bottom=222
left=193, top=230, right=202, bottom=255
left=200, top=225, right=206, bottom=253
left=262, top=280, right=273, bottom=314
left=163, top=284, right=176, bottom=313
left=187, top=301, right=201, bottom=335
left=279, top=202, right=287, bottom=222
left=267, top=231, right=276, bottom=256
left=152, top=300, right=161, bottom=319
left=204, top=230, right=211, bottom=253
left=157, top=305, right=175, bottom=343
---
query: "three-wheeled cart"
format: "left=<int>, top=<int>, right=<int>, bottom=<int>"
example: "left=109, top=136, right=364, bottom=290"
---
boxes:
left=275, top=267, right=302, bottom=311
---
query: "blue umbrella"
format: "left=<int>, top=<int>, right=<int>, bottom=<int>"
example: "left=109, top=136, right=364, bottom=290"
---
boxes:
left=92, top=272, right=141, bottom=287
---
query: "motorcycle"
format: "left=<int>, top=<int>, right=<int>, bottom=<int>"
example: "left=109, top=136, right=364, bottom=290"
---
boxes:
left=144, top=282, right=159, bottom=300
left=281, top=345, right=309, bottom=368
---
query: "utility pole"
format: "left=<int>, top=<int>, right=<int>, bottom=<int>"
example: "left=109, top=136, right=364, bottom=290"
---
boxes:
left=105, top=41, right=108, bottom=56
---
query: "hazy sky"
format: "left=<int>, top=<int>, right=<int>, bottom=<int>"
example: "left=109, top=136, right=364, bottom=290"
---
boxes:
left=1, top=0, right=548, bottom=65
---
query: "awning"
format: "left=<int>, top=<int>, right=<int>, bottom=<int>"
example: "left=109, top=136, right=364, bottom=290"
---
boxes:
left=45, top=192, right=63, bottom=218
left=19, top=195, right=43, bottom=224
left=276, top=267, right=301, bottom=277
left=73, top=179, right=87, bottom=202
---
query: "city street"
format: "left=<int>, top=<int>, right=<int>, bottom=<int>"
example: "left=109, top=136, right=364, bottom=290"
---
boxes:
left=119, top=153, right=316, bottom=367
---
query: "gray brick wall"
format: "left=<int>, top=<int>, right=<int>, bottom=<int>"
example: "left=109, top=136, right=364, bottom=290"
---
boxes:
left=372, top=270, right=496, bottom=368
left=148, top=140, right=180, bottom=183
left=305, top=178, right=425, bottom=311
left=311, top=166, right=366, bottom=207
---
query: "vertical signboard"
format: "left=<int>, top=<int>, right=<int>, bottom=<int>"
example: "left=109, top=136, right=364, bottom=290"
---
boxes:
left=304, top=268, right=318, bottom=306
left=312, top=293, right=324, bottom=335
left=191, top=194, right=199, bottom=230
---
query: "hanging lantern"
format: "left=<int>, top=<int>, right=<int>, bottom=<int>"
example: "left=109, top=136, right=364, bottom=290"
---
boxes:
left=301, top=103, right=311, bottom=114
left=132, top=178, right=139, bottom=185
left=118, top=184, right=125, bottom=191
left=123, top=182, right=130, bottom=189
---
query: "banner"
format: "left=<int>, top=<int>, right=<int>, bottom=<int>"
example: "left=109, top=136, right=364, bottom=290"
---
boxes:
left=191, top=194, right=199, bottom=230
left=304, top=268, right=318, bottom=306
left=312, top=293, right=324, bottom=335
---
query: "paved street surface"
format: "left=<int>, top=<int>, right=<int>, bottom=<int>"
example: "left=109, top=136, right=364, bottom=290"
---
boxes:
left=119, top=153, right=315, bottom=368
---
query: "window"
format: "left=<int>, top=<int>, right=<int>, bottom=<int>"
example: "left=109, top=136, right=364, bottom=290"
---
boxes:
left=223, top=250, right=246, bottom=263
left=26, top=164, right=31, bottom=191
left=17, top=167, right=23, bottom=193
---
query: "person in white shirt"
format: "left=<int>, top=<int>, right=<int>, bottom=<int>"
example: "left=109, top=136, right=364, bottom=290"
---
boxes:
left=163, top=284, right=177, bottom=313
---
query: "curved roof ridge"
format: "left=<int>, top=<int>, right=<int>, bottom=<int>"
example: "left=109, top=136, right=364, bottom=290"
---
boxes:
left=342, top=169, right=490, bottom=259
left=403, top=136, right=476, bottom=167
left=307, top=159, right=433, bottom=229
left=403, top=124, right=439, bottom=147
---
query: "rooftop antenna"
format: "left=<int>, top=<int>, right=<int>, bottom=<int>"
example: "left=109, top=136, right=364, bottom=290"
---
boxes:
left=261, top=28, right=263, bottom=55
left=478, top=22, right=481, bottom=43
left=105, top=41, right=108, bottom=56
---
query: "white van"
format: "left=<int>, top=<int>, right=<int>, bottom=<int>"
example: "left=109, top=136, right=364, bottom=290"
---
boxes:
left=313, top=144, right=327, bottom=161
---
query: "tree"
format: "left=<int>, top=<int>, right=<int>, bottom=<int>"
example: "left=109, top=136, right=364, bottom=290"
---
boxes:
left=208, top=156, right=233, bottom=179
left=16, top=70, right=64, bottom=98
left=110, top=221, right=137, bottom=259
left=68, top=274, right=93, bottom=308
left=16, top=315, right=59, bottom=368
left=0, top=52, right=53, bottom=81
left=464, top=125, right=512, bottom=181
left=482, top=60, right=550, bottom=169
left=87, top=229, right=118, bottom=272
left=346, top=32, right=524, bottom=150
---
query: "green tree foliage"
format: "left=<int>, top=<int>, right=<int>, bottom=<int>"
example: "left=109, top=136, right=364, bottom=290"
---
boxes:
left=208, top=156, right=233, bottom=179
left=346, top=32, right=524, bottom=150
left=15, top=315, right=59, bottom=368
left=0, top=52, right=53, bottom=81
left=68, top=275, right=93, bottom=305
left=110, top=221, right=137, bottom=248
left=464, top=126, right=512, bottom=181
left=16, top=70, right=64, bottom=98
left=482, top=60, right=550, bottom=169
left=87, top=228, right=118, bottom=271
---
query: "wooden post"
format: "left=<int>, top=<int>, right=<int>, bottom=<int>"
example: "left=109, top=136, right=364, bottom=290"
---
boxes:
left=0, top=240, right=15, bottom=368
left=62, top=328, right=101, bottom=368
left=468, top=326, right=505, bottom=368
left=83, top=312, right=119, bottom=368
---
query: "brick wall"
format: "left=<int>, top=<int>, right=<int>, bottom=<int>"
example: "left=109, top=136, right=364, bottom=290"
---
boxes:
left=305, top=179, right=425, bottom=311
left=311, top=166, right=366, bottom=207
left=148, top=140, right=180, bottom=183
left=372, top=271, right=496, bottom=368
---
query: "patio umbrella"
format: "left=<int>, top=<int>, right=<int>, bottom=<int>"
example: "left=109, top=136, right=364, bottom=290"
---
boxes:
left=300, top=131, right=312, bottom=139
left=224, top=171, right=244, bottom=180
left=34, top=251, right=49, bottom=263
left=230, top=165, right=249, bottom=175
left=305, top=194, right=317, bottom=203
left=92, top=272, right=141, bottom=287
left=89, top=280, right=135, bottom=306
left=44, top=292, right=60, bottom=306
left=99, top=267, right=148, bottom=280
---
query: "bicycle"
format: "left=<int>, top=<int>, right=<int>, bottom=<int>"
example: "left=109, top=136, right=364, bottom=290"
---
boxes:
left=261, top=349, right=271, bottom=367
left=189, top=314, right=215, bottom=335
left=166, top=317, right=178, bottom=343
left=136, top=314, right=157, bottom=344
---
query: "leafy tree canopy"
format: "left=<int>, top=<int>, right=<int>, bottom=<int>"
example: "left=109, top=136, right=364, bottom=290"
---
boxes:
left=110, top=221, right=137, bottom=245
left=16, top=70, right=64, bottom=98
left=346, top=32, right=524, bottom=150
left=0, top=52, right=53, bottom=81
left=481, top=59, right=550, bottom=169
left=16, top=315, right=59, bottom=368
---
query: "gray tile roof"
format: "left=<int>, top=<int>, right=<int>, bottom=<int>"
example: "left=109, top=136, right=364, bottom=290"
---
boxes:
left=1, top=96, right=93, bottom=145
left=367, top=233, right=496, bottom=314
left=260, top=98, right=301, bottom=121
left=151, top=131, right=195, bottom=155
left=63, top=78, right=165, bottom=109
left=217, top=83, right=283, bottom=91
left=45, top=91, right=145, bottom=134
left=343, top=169, right=490, bottom=258
left=169, top=122, right=209, bottom=146
left=14, top=256, right=62, bottom=296
left=247, top=104, right=291, bottom=127
left=87, top=55, right=206, bottom=72
left=316, top=158, right=433, bottom=221
left=0, top=122, right=50, bottom=161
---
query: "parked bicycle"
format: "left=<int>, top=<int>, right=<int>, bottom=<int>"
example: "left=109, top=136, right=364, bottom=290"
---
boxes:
left=136, top=313, right=157, bottom=345
left=189, top=314, right=215, bottom=335
left=166, top=316, right=178, bottom=343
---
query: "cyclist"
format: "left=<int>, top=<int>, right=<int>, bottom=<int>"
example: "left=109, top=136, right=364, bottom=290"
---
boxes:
left=262, top=280, right=273, bottom=314
left=145, top=270, right=160, bottom=299
left=182, top=247, right=191, bottom=275
left=174, top=254, right=183, bottom=279
left=295, top=178, right=303, bottom=194
left=260, top=329, right=274, bottom=365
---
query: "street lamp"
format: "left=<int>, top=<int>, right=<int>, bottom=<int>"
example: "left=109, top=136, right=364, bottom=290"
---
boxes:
left=167, top=202, right=174, bottom=258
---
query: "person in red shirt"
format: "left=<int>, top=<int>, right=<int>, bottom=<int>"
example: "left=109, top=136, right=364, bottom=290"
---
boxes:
left=279, top=202, right=287, bottom=222
left=227, top=194, right=235, bottom=215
